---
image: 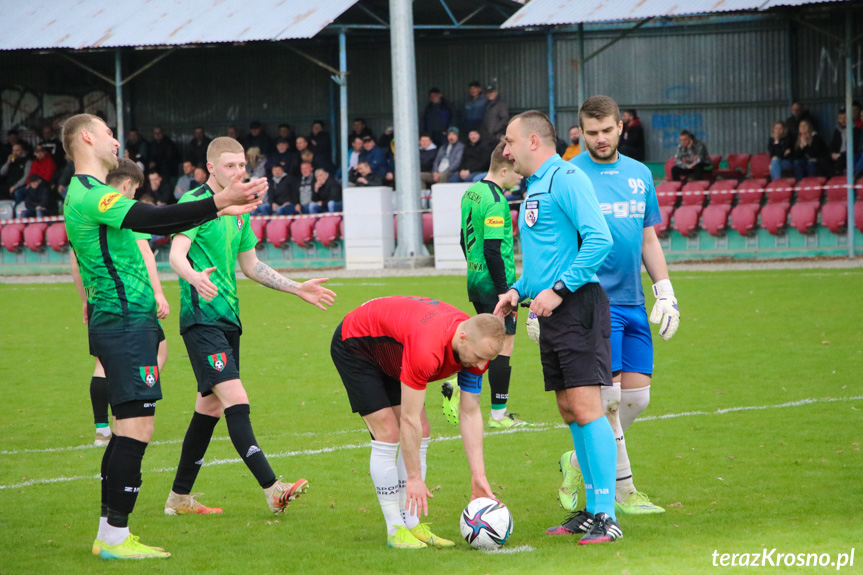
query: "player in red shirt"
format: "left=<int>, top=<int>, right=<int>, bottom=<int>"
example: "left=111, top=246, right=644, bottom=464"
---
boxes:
left=332, top=296, right=505, bottom=549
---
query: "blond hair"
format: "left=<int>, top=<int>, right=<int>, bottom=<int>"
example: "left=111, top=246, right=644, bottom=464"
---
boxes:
left=61, top=113, right=102, bottom=158
left=463, top=313, right=506, bottom=350
left=488, top=140, right=513, bottom=173
left=207, top=136, right=245, bottom=165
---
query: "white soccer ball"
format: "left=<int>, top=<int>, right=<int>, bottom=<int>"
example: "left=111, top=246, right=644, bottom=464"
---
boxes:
left=459, top=497, right=513, bottom=550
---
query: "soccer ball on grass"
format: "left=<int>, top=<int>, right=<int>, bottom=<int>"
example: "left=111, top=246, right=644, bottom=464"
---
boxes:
left=459, top=497, right=513, bottom=550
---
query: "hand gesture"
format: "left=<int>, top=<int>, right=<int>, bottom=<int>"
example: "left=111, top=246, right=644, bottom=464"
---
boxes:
left=493, top=289, right=519, bottom=320
left=470, top=476, right=494, bottom=501
left=217, top=203, right=258, bottom=217
left=405, top=476, right=433, bottom=518
left=296, top=278, right=336, bottom=310
left=191, top=267, right=218, bottom=301
left=530, top=288, right=563, bottom=318
left=217, top=173, right=267, bottom=207
left=155, top=293, right=170, bottom=319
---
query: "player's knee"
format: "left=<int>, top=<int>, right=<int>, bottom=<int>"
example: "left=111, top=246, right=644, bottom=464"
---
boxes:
left=601, top=383, right=621, bottom=417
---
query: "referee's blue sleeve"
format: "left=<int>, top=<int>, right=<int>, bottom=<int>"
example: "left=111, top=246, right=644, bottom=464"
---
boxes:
left=557, top=173, right=612, bottom=291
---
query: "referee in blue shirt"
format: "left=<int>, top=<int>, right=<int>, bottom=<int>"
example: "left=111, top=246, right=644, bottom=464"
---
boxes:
left=495, top=111, right=621, bottom=544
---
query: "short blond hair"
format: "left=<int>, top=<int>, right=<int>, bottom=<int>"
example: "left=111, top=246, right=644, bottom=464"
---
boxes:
left=463, top=313, right=506, bottom=350
left=207, top=136, right=245, bottom=165
left=488, top=140, right=513, bottom=173
left=61, top=113, right=102, bottom=158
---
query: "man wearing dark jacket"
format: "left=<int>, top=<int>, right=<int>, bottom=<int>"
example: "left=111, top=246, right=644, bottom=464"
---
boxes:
left=358, top=136, right=387, bottom=178
left=315, top=168, right=342, bottom=212
left=480, top=86, right=509, bottom=144
left=268, top=163, right=300, bottom=216
left=421, top=88, right=453, bottom=147
left=619, top=110, right=646, bottom=161
left=19, top=174, right=53, bottom=217
left=349, top=161, right=383, bottom=187
left=830, top=108, right=862, bottom=175
left=449, top=130, right=491, bottom=183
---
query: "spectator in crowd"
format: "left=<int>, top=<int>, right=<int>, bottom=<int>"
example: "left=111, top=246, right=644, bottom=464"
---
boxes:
left=349, top=118, right=374, bottom=146
left=308, top=120, right=332, bottom=162
left=142, top=170, right=174, bottom=205
left=377, top=126, right=395, bottom=152
left=315, top=168, right=341, bottom=212
left=149, top=126, right=180, bottom=178
left=295, top=135, right=334, bottom=173
left=246, top=146, right=268, bottom=180
left=193, top=165, right=208, bottom=186
left=561, top=126, right=582, bottom=161
left=768, top=121, right=794, bottom=180
left=1, top=143, right=30, bottom=200
left=277, top=123, right=297, bottom=148
left=27, top=144, right=57, bottom=188
left=786, top=101, right=815, bottom=141
left=18, top=174, right=53, bottom=217
left=40, top=124, right=65, bottom=168
left=853, top=101, right=862, bottom=129
left=418, top=133, right=438, bottom=175
left=185, top=126, right=211, bottom=168
left=226, top=126, right=240, bottom=139
left=1, top=129, right=27, bottom=160
left=243, top=120, right=272, bottom=156
left=350, top=161, right=383, bottom=187
left=619, top=109, right=645, bottom=161
left=125, top=128, right=149, bottom=167
left=792, top=119, right=830, bottom=180
left=462, top=81, right=488, bottom=134
left=422, top=127, right=463, bottom=188
left=347, top=135, right=364, bottom=173
left=670, top=130, right=710, bottom=181
left=174, top=160, right=196, bottom=200
left=56, top=154, right=75, bottom=197
left=830, top=108, right=862, bottom=175
left=267, top=137, right=298, bottom=177
left=295, top=161, right=325, bottom=214
left=267, top=163, right=300, bottom=215
left=358, top=135, right=387, bottom=178
left=422, top=88, right=453, bottom=147
left=480, top=85, right=509, bottom=145
left=449, top=129, right=491, bottom=183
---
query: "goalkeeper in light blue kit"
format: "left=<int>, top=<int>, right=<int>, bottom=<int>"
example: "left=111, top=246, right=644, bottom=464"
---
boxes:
left=548, top=95, right=680, bottom=517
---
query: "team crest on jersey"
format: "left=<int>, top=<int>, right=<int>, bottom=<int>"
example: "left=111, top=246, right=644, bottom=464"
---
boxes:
left=139, top=365, right=159, bottom=387
left=524, top=200, right=539, bottom=228
left=98, top=192, right=122, bottom=212
left=236, top=215, right=243, bottom=230
left=484, top=216, right=504, bottom=228
left=208, top=352, right=227, bottom=372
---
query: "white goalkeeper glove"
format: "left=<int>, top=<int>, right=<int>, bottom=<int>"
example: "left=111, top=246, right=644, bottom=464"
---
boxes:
left=525, top=311, right=540, bottom=344
left=649, top=279, right=679, bottom=341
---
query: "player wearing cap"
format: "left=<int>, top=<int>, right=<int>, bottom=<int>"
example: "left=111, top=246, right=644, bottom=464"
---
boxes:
left=164, top=137, right=335, bottom=518
left=556, top=95, right=678, bottom=516
left=331, top=296, right=504, bottom=549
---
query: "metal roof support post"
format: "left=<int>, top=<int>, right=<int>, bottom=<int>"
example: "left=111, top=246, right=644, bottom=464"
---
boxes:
left=577, top=23, right=586, bottom=113
left=547, top=31, right=555, bottom=125
left=114, top=48, right=125, bottom=158
left=390, top=0, right=426, bottom=258
left=844, top=10, right=855, bottom=257
left=339, top=29, right=349, bottom=205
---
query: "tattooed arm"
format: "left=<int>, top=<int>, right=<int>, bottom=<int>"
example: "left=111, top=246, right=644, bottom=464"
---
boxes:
left=237, top=249, right=337, bottom=310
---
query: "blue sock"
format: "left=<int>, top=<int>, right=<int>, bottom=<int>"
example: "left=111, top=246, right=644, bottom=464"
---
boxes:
left=580, top=415, right=618, bottom=521
left=568, top=421, right=595, bottom=514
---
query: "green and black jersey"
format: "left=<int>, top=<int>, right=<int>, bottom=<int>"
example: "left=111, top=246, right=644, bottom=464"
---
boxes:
left=176, top=184, right=257, bottom=334
left=64, top=175, right=158, bottom=331
left=460, top=180, right=516, bottom=302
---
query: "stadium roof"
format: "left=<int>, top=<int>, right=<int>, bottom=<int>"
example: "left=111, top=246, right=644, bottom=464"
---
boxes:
left=502, top=0, right=850, bottom=28
left=0, top=0, right=359, bottom=51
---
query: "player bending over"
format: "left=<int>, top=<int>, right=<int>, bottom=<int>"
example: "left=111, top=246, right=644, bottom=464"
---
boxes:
left=331, top=296, right=504, bottom=549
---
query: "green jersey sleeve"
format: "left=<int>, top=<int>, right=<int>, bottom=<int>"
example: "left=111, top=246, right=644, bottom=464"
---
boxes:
left=238, top=214, right=257, bottom=252
left=175, top=186, right=205, bottom=242
left=78, top=189, right=135, bottom=229
left=133, top=231, right=152, bottom=241
left=482, top=196, right=509, bottom=241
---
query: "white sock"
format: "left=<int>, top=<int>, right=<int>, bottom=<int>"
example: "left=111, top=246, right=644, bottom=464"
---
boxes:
left=490, top=408, right=506, bottom=421
left=602, top=383, right=636, bottom=500
left=96, top=516, right=109, bottom=541
left=96, top=427, right=111, bottom=437
left=619, top=385, right=651, bottom=431
left=397, top=437, right=429, bottom=529
left=102, top=524, right=130, bottom=546
left=569, top=450, right=581, bottom=469
left=370, top=440, right=403, bottom=536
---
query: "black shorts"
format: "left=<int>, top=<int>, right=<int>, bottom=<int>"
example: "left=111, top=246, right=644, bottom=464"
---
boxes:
left=89, top=328, right=163, bottom=408
left=331, top=322, right=402, bottom=416
left=182, top=324, right=241, bottom=396
left=472, top=300, right=517, bottom=335
left=538, top=282, right=612, bottom=391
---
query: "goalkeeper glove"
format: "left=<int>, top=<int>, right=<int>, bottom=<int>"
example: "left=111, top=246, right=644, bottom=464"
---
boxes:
left=525, top=311, right=540, bottom=344
left=649, top=279, right=679, bottom=341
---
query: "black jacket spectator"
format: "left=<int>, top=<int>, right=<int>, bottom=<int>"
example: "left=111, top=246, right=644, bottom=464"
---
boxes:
left=480, top=90, right=509, bottom=143
left=243, top=122, right=273, bottom=156
left=149, top=128, right=180, bottom=176
left=619, top=117, right=645, bottom=161
left=316, top=174, right=341, bottom=205
left=185, top=129, right=211, bottom=168
left=419, top=143, right=437, bottom=173
left=269, top=172, right=300, bottom=207
left=421, top=90, right=454, bottom=147
left=23, top=177, right=54, bottom=215
left=768, top=135, right=793, bottom=159
left=461, top=139, right=491, bottom=173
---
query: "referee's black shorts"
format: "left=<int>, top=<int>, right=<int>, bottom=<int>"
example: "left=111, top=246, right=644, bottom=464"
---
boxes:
left=538, top=282, right=612, bottom=391
left=472, top=301, right=517, bottom=335
left=331, top=322, right=402, bottom=416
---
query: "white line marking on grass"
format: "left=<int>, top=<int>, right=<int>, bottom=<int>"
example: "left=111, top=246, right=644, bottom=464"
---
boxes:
left=2, top=396, right=861, bottom=491
left=484, top=545, right=535, bottom=554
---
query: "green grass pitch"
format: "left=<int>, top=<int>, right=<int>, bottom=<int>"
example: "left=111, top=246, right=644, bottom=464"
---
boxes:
left=1, top=269, right=861, bottom=574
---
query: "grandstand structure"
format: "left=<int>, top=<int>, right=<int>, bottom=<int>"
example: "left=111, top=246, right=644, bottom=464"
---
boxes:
left=0, top=0, right=861, bottom=272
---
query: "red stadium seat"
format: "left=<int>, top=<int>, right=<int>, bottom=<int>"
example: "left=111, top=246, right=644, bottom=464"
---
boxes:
left=709, top=154, right=722, bottom=172
left=655, top=205, right=674, bottom=237
left=759, top=178, right=795, bottom=235
left=23, top=222, right=49, bottom=252
left=265, top=219, right=291, bottom=248
left=789, top=177, right=826, bottom=234
left=291, top=218, right=315, bottom=248
left=46, top=223, right=68, bottom=252
left=422, top=212, right=434, bottom=244
left=510, top=209, right=519, bottom=237
left=680, top=180, right=709, bottom=206
left=736, top=179, right=767, bottom=206
left=1, top=223, right=25, bottom=252
left=701, top=180, right=737, bottom=236
left=314, top=216, right=342, bottom=247
left=729, top=179, right=766, bottom=236
left=749, top=153, right=771, bottom=179
left=664, top=156, right=675, bottom=181
left=856, top=201, right=863, bottom=234
left=673, top=181, right=710, bottom=236
left=250, top=218, right=267, bottom=244
left=656, top=181, right=681, bottom=207
left=715, top=154, right=750, bottom=180
left=819, top=177, right=861, bottom=234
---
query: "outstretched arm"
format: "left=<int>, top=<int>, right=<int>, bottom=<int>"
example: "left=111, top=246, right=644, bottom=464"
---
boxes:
left=399, top=384, right=433, bottom=517
left=459, top=387, right=493, bottom=500
left=237, top=249, right=336, bottom=310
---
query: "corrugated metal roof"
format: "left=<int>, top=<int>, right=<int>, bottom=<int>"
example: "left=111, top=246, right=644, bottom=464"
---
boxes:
left=0, top=0, right=359, bottom=51
left=502, top=0, right=848, bottom=28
